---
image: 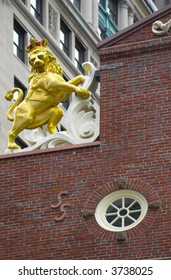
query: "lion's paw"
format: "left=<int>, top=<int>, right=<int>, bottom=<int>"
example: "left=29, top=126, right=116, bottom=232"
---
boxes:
left=8, top=143, right=21, bottom=149
left=46, top=125, right=57, bottom=134
left=76, top=88, right=90, bottom=99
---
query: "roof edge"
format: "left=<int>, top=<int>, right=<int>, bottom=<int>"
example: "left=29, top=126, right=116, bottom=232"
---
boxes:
left=97, top=4, right=171, bottom=49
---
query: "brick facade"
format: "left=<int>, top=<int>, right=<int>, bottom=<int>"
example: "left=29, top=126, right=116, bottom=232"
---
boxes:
left=1, top=6, right=171, bottom=259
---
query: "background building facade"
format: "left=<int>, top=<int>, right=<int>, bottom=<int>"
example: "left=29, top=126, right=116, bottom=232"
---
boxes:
left=0, top=0, right=158, bottom=154
left=154, top=0, right=171, bottom=9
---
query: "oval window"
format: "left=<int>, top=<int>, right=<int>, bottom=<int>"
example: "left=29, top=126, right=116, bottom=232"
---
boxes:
left=95, top=190, right=148, bottom=232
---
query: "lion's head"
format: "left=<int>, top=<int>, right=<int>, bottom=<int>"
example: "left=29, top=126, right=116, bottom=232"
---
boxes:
left=28, top=47, right=63, bottom=82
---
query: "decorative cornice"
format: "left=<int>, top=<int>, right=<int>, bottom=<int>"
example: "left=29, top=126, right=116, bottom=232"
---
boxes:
left=99, top=35, right=171, bottom=58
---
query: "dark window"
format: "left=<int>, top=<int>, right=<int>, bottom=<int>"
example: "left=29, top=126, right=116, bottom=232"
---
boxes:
left=62, top=99, right=70, bottom=110
left=62, top=75, right=70, bottom=109
left=71, top=0, right=81, bottom=11
left=13, top=19, right=26, bottom=62
left=15, top=137, right=28, bottom=149
left=60, top=20, right=71, bottom=56
left=108, top=0, right=118, bottom=23
left=98, top=0, right=119, bottom=38
left=30, top=0, right=42, bottom=23
left=14, top=78, right=27, bottom=100
left=99, top=0, right=106, bottom=8
left=75, top=39, right=85, bottom=73
left=134, top=15, right=139, bottom=23
left=98, top=26, right=107, bottom=40
left=14, top=78, right=28, bottom=148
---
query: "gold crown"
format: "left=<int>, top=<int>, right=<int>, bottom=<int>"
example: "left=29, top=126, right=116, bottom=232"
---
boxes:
left=25, top=38, right=48, bottom=53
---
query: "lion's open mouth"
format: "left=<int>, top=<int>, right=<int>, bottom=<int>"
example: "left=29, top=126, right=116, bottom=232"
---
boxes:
left=35, top=64, right=45, bottom=72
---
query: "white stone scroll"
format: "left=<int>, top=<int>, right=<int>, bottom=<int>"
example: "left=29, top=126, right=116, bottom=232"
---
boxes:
left=152, top=19, right=171, bottom=35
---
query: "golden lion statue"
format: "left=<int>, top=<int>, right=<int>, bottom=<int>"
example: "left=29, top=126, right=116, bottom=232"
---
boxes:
left=5, top=38, right=90, bottom=149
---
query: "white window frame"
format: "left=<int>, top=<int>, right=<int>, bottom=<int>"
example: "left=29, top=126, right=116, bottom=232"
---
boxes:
left=95, top=189, right=148, bottom=232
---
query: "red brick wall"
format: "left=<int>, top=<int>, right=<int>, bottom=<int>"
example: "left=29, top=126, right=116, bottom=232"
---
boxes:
left=1, top=9, right=171, bottom=259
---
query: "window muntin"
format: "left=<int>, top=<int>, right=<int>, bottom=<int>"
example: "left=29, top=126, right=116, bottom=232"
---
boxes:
left=105, top=198, right=141, bottom=227
left=13, top=19, right=26, bottom=62
left=30, top=0, right=42, bottom=23
left=95, top=190, right=148, bottom=232
left=75, top=39, right=85, bottom=73
left=60, top=20, right=71, bottom=56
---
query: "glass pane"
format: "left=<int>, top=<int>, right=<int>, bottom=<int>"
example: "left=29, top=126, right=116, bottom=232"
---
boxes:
left=13, top=44, right=17, bottom=56
left=113, top=198, right=122, bottom=209
left=100, top=0, right=106, bottom=8
left=129, top=212, right=141, bottom=220
left=106, top=204, right=118, bottom=213
left=124, top=217, right=134, bottom=226
left=108, top=0, right=117, bottom=22
left=13, top=20, right=25, bottom=62
left=60, top=30, right=65, bottom=43
left=31, top=0, right=36, bottom=8
left=112, top=217, right=122, bottom=227
left=129, top=201, right=141, bottom=210
left=75, top=0, right=81, bottom=11
left=106, top=214, right=117, bottom=224
left=13, top=30, right=19, bottom=45
left=14, top=78, right=26, bottom=99
left=30, top=0, right=42, bottom=22
left=30, top=6, right=35, bottom=16
left=125, top=198, right=134, bottom=207
left=75, top=49, right=79, bottom=60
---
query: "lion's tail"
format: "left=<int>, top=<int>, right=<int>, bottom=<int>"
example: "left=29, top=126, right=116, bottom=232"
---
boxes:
left=5, top=88, right=24, bottom=121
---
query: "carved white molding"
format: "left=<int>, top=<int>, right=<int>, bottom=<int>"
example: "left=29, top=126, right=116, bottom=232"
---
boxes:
left=152, top=19, right=171, bottom=35
left=49, top=4, right=58, bottom=39
left=5, top=62, right=99, bottom=154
